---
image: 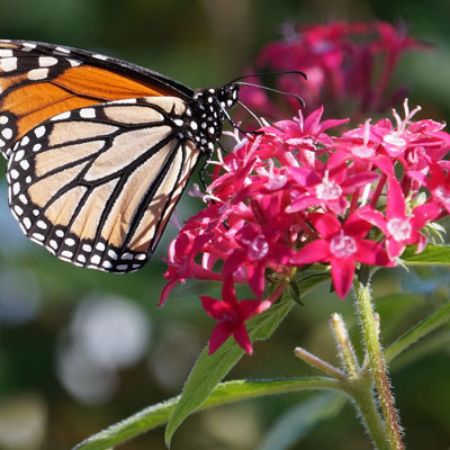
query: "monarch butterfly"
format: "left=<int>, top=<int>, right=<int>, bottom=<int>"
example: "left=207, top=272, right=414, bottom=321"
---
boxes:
left=0, top=39, right=242, bottom=273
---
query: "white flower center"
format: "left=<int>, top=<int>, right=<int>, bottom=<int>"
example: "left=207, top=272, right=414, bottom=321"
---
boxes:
left=383, top=133, right=407, bottom=148
left=330, top=234, right=357, bottom=258
left=247, top=235, right=269, bottom=260
left=352, top=145, right=375, bottom=158
left=434, top=186, right=450, bottom=207
left=387, top=218, right=412, bottom=241
left=266, top=174, right=287, bottom=190
left=315, top=179, right=342, bottom=200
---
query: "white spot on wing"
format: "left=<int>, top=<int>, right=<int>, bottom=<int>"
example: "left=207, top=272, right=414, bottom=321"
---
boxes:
left=19, top=160, right=30, bottom=170
left=14, top=150, right=25, bottom=161
left=90, top=254, right=101, bottom=264
left=34, top=126, right=46, bottom=138
left=28, top=68, right=49, bottom=80
left=68, top=59, right=82, bottom=67
left=0, top=57, right=17, bottom=72
left=1, top=128, right=13, bottom=139
left=52, top=111, right=71, bottom=121
left=92, top=53, right=108, bottom=61
left=55, top=46, right=71, bottom=54
left=65, top=238, right=76, bottom=247
left=39, top=56, right=58, bottom=67
left=79, top=108, right=96, bottom=119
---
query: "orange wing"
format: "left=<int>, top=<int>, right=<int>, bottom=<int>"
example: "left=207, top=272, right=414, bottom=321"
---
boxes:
left=0, top=40, right=192, bottom=158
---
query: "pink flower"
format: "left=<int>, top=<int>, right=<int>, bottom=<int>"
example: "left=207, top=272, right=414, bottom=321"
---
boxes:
left=239, top=21, right=424, bottom=119
left=291, top=213, right=385, bottom=298
left=426, top=163, right=450, bottom=214
left=160, top=100, right=449, bottom=354
left=357, top=179, right=442, bottom=259
left=200, top=279, right=272, bottom=354
left=287, top=163, right=379, bottom=215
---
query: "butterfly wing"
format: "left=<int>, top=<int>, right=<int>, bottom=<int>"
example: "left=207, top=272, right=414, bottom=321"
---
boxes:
left=0, top=39, right=193, bottom=159
left=7, top=96, right=200, bottom=272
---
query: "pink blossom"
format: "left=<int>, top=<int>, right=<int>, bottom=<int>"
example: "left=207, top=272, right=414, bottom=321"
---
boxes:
left=291, top=213, right=385, bottom=298
left=239, top=22, right=424, bottom=119
left=200, top=279, right=272, bottom=354
left=426, top=163, right=450, bottom=214
left=357, top=179, right=442, bottom=259
left=160, top=102, right=449, bottom=354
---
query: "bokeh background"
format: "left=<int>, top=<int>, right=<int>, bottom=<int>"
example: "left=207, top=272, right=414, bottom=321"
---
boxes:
left=0, top=1, right=449, bottom=449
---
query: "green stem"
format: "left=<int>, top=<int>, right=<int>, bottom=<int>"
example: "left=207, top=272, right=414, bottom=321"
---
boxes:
left=294, top=346, right=347, bottom=380
left=349, top=378, right=391, bottom=450
left=354, top=281, right=405, bottom=450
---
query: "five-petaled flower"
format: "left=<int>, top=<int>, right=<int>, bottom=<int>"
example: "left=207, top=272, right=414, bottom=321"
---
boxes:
left=200, top=278, right=272, bottom=354
left=357, top=179, right=442, bottom=260
left=291, top=213, right=386, bottom=298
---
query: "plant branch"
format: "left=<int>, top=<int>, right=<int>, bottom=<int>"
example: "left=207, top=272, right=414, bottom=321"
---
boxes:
left=294, top=346, right=347, bottom=380
left=349, top=377, right=391, bottom=450
left=354, top=280, right=405, bottom=450
left=329, top=313, right=360, bottom=380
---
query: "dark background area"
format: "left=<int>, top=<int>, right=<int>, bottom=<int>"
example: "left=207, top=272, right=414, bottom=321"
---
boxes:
left=0, top=1, right=449, bottom=449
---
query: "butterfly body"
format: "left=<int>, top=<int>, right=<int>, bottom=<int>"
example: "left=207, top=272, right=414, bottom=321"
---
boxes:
left=0, top=40, right=238, bottom=272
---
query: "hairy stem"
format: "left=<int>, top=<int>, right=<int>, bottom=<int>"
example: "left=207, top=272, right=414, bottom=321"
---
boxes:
left=354, top=280, right=405, bottom=450
left=329, top=313, right=360, bottom=381
left=349, top=377, right=391, bottom=450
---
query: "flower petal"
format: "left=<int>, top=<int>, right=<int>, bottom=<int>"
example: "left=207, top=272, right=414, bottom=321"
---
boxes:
left=233, top=323, right=253, bottom=354
left=331, top=258, right=355, bottom=299
left=292, top=240, right=330, bottom=265
left=209, top=323, right=233, bottom=354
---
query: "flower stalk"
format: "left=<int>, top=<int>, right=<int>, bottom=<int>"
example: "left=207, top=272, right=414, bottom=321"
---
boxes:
left=354, top=279, right=405, bottom=450
left=294, top=346, right=347, bottom=380
left=329, top=313, right=360, bottom=381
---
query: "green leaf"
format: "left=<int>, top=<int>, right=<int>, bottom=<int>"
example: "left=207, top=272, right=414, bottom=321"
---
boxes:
left=164, top=296, right=294, bottom=446
left=288, top=281, right=303, bottom=305
left=73, top=377, right=343, bottom=450
left=402, top=244, right=450, bottom=266
left=390, top=328, right=450, bottom=370
left=385, top=301, right=450, bottom=363
left=257, top=393, right=346, bottom=450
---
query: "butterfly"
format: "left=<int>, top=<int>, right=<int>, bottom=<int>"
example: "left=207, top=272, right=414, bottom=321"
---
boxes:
left=0, top=39, right=241, bottom=273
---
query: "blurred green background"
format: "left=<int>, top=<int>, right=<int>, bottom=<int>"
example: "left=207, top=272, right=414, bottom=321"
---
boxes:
left=0, top=1, right=449, bottom=449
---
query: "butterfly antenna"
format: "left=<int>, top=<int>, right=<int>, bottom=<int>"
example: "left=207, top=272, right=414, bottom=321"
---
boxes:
left=229, top=70, right=307, bottom=84
left=235, top=81, right=306, bottom=109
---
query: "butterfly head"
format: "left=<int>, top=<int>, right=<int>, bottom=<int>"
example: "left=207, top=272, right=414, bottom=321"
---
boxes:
left=187, top=85, right=239, bottom=155
left=215, top=83, right=240, bottom=110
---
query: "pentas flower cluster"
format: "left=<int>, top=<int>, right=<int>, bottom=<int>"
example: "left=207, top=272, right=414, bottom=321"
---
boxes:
left=160, top=100, right=449, bottom=355
left=240, top=21, right=423, bottom=118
